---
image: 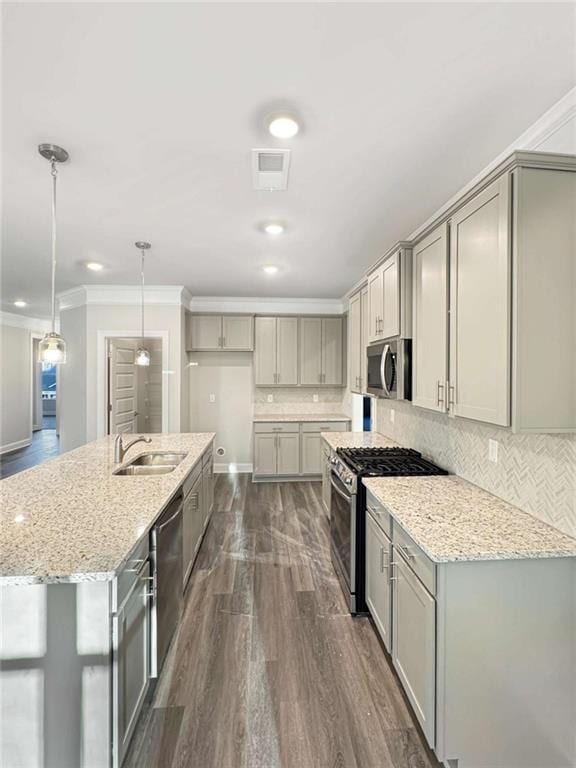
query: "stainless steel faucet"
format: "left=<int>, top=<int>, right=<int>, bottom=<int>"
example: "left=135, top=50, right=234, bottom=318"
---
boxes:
left=114, top=434, right=152, bottom=464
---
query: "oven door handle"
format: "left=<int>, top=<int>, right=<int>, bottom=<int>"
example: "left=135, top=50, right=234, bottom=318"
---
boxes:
left=330, top=473, right=354, bottom=503
left=380, top=343, right=392, bottom=398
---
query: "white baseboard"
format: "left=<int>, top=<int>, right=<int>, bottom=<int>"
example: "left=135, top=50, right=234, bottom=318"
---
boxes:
left=0, top=438, right=32, bottom=455
left=214, top=462, right=253, bottom=474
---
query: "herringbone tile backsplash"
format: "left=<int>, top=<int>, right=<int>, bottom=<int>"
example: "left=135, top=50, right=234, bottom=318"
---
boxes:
left=375, top=399, right=576, bottom=538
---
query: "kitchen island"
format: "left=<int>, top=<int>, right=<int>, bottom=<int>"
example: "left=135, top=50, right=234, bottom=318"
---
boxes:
left=0, top=433, right=214, bottom=768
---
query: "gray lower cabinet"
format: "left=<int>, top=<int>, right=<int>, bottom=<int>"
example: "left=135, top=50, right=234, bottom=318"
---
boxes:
left=182, top=470, right=203, bottom=587
left=365, top=513, right=392, bottom=652
left=322, top=443, right=332, bottom=513
left=392, top=549, right=436, bottom=748
left=254, top=433, right=278, bottom=475
left=277, top=433, right=300, bottom=475
left=112, top=560, right=151, bottom=768
left=301, top=432, right=322, bottom=474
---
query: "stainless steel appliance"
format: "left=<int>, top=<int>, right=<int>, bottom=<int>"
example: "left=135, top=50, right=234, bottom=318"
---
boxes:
left=330, top=447, right=447, bottom=614
left=367, top=338, right=411, bottom=399
left=150, top=492, right=183, bottom=676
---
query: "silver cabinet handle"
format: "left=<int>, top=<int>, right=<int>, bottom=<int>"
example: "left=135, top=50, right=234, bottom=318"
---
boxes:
left=277, top=373, right=280, bottom=384
left=222, top=337, right=226, bottom=347
left=389, top=561, right=398, bottom=581
left=398, top=544, right=414, bottom=561
left=379, top=546, right=389, bottom=573
left=448, top=383, right=455, bottom=407
left=437, top=380, right=445, bottom=406
left=367, top=504, right=381, bottom=518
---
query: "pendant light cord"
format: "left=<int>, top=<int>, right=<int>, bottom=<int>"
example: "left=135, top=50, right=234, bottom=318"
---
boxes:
left=50, top=158, right=58, bottom=334
left=140, top=249, right=145, bottom=340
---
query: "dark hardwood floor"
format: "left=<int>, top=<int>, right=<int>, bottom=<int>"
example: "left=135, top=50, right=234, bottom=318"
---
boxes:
left=125, top=474, right=440, bottom=768
left=0, top=427, right=60, bottom=479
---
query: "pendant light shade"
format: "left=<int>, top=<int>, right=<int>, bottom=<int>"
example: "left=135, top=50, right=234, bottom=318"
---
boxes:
left=134, top=241, right=151, bottom=366
left=38, top=143, right=68, bottom=365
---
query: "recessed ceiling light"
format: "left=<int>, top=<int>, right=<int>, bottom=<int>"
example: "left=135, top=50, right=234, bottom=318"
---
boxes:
left=268, top=115, right=299, bottom=139
left=86, top=261, right=104, bottom=271
left=13, top=300, right=27, bottom=308
left=264, top=223, right=285, bottom=236
left=262, top=265, right=279, bottom=275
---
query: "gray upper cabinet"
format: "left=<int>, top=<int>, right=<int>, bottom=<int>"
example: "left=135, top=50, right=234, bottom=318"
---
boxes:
left=367, top=245, right=412, bottom=345
left=367, top=268, right=383, bottom=343
left=449, top=175, right=510, bottom=426
left=188, top=314, right=254, bottom=351
left=254, top=316, right=298, bottom=386
left=381, top=251, right=400, bottom=339
left=412, top=224, right=449, bottom=413
left=348, top=291, right=362, bottom=394
left=299, top=317, right=344, bottom=386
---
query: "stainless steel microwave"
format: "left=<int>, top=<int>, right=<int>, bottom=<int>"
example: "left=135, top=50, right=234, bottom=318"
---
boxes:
left=366, top=338, right=411, bottom=400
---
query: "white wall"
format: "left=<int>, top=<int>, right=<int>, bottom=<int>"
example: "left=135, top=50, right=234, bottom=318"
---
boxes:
left=188, top=352, right=253, bottom=471
left=0, top=314, right=51, bottom=454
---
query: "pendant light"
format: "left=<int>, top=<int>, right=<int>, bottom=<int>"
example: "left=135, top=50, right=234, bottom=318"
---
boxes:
left=38, top=143, right=69, bottom=364
left=134, top=241, right=151, bottom=366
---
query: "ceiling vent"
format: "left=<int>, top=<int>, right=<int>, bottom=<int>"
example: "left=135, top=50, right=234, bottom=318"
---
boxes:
left=252, top=148, right=291, bottom=191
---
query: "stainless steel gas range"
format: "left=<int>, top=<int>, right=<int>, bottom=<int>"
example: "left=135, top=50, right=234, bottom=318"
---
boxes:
left=329, top=446, right=447, bottom=614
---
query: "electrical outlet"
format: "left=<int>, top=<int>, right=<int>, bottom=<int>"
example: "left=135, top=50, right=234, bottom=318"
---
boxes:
left=267, top=394, right=274, bottom=403
left=488, top=439, right=498, bottom=463
left=390, top=409, right=395, bottom=423
left=313, top=393, right=319, bottom=403
left=209, top=393, right=216, bottom=403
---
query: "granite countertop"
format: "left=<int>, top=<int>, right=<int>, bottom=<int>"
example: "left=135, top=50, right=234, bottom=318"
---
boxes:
left=321, top=430, right=401, bottom=451
left=363, top=475, right=576, bottom=563
left=253, top=413, right=351, bottom=423
left=0, top=433, right=215, bottom=586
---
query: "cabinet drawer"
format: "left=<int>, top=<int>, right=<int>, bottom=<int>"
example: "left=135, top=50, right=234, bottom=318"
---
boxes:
left=114, top=536, right=150, bottom=613
left=301, top=421, right=349, bottom=433
left=366, top=489, right=392, bottom=538
left=393, top=522, right=436, bottom=596
left=254, top=422, right=300, bottom=433
left=183, top=460, right=202, bottom=498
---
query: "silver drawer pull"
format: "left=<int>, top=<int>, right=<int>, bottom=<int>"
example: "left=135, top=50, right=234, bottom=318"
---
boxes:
left=389, top=561, right=398, bottom=581
left=379, top=546, right=389, bottom=573
left=398, top=544, right=415, bottom=561
left=367, top=504, right=381, bottom=517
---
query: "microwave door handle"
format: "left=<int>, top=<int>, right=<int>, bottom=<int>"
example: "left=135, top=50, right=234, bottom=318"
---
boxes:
left=380, top=344, right=392, bottom=397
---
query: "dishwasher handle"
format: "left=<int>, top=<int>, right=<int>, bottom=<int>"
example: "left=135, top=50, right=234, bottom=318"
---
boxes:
left=157, top=502, right=182, bottom=533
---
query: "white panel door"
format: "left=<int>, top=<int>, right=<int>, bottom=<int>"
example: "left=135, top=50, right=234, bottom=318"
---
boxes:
left=349, top=292, right=361, bottom=393
left=254, top=317, right=277, bottom=386
left=365, top=514, right=392, bottom=653
left=450, top=176, right=510, bottom=426
left=322, top=318, right=343, bottom=386
left=109, top=340, right=138, bottom=434
left=412, top=223, right=449, bottom=412
left=222, top=316, right=254, bottom=351
left=381, top=251, right=400, bottom=339
left=392, top=553, right=436, bottom=748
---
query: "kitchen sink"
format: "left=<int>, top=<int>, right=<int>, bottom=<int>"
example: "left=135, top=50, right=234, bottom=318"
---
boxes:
left=129, top=452, right=187, bottom=467
left=113, top=464, right=178, bottom=476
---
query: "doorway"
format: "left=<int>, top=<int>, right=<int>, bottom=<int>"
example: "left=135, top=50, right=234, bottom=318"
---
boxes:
left=106, top=337, right=163, bottom=435
left=32, top=336, right=58, bottom=434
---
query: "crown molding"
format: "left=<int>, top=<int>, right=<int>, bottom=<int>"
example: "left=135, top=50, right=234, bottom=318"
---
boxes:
left=0, top=311, right=52, bottom=332
left=188, top=295, right=345, bottom=315
left=58, top=285, right=191, bottom=311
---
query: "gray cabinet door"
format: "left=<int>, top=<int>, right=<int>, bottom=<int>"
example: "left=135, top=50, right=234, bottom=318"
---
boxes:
left=412, top=223, right=449, bottom=412
left=277, top=317, right=299, bottom=385
left=322, top=318, right=343, bottom=386
left=392, top=552, right=436, bottom=748
left=368, top=268, right=383, bottom=342
left=360, top=285, right=369, bottom=392
left=381, top=251, right=400, bottom=339
left=450, top=176, right=510, bottom=426
left=301, top=432, right=322, bottom=475
left=113, top=561, right=151, bottom=767
left=254, top=433, right=277, bottom=475
left=276, top=433, right=300, bottom=475
left=365, top=514, right=392, bottom=652
left=222, top=315, right=254, bottom=351
left=322, top=450, right=331, bottom=513
left=189, top=315, right=222, bottom=351
left=349, top=293, right=362, bottom=393
left=254, top=317, right=277, bottom=386
left=182, top=475, right=202, bottom=586
left=299, top=317, right=323, bottom=385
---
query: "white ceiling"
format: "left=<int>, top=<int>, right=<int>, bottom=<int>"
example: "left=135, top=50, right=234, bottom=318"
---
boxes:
left=2, top=2, right=575, bottom=317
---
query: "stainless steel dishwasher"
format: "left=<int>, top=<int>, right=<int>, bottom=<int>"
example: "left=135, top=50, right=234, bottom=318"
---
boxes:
left=150, top=492, right=183, bottom=677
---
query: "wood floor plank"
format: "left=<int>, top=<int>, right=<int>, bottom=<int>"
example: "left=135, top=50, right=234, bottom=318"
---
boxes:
left=124, top=474, right=440, bottom=768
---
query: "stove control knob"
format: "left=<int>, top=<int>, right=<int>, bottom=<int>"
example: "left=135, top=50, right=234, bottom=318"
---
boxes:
left=345, top=476, right=353, bottom=486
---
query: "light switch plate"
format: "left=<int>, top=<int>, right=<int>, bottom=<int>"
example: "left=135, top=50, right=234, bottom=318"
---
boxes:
left=267, top=394, right=274, bottom=403
left=313, top=393, right=319, bottom=403
left=390, top=409, right=395, bottom=423
left=488, top=439, right=498, bottom=463
left=209, top=393, right=216, bottom=403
